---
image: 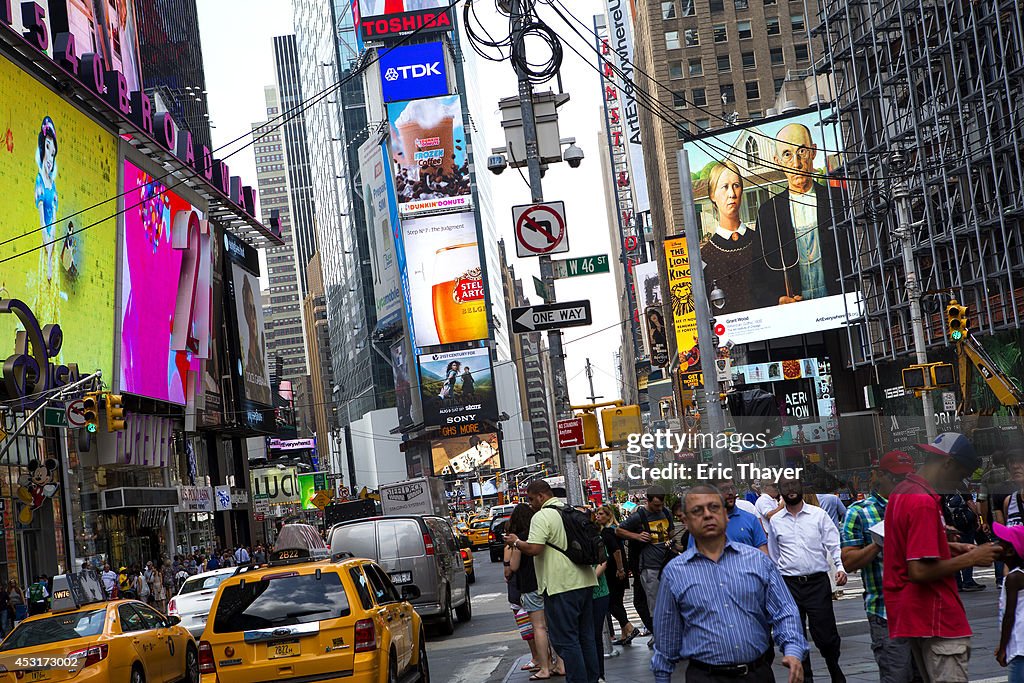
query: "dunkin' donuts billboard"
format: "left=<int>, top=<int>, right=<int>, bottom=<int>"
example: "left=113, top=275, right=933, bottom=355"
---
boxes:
left=387, top=95, right=472, bottom=217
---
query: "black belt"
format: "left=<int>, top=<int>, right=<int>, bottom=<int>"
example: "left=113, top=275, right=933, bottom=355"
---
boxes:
left=688, top=650, right=772, bottom=677
left=783, top=572, right=828, bottom=583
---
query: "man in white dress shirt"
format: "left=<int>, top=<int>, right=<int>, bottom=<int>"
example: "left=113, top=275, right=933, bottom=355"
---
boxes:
left=755, top=480, right=782, bottom=520
left=768, top=476, right=847, bottom=683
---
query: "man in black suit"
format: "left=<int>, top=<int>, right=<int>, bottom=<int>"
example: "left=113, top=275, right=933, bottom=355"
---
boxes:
left=756, top=123, right=843, bottom=306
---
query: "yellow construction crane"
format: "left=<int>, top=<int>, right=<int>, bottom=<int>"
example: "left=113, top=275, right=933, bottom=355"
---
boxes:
left=947, top=300, right=1023, bottom=415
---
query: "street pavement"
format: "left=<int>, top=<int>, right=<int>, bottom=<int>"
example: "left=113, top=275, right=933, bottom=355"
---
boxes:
left=446, top=564, right=1012, bottom=683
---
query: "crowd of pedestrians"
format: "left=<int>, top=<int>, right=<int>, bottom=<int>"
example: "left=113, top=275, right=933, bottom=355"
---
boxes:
left=500, top=431, right=1022, bottom=683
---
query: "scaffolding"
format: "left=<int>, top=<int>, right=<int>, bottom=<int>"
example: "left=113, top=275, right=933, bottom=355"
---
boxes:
left=813, top=0, right=1024, bottom=364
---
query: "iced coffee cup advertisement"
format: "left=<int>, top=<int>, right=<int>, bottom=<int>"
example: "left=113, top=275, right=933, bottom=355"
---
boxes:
left=400, top=211, right=488, bottom=348
left=388, top=95, right=472, bottom=217
left=418, top=347, right=498, bottom=428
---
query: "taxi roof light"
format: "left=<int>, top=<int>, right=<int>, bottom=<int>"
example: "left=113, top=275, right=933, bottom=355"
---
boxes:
left=263, top=524, right=329, bottom=566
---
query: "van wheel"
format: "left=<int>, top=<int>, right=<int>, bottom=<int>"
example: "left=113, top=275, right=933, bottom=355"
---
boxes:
left=416, top=631, right=430, bottom=682
left=435, top=588, right=455, bottom=636
left=130, top=664, right=145, bottom=683
left=455, top=586, right=472, bottom=623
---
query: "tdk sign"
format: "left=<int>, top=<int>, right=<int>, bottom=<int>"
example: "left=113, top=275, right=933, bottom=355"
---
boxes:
left=379, top=42, right=449, bottom=103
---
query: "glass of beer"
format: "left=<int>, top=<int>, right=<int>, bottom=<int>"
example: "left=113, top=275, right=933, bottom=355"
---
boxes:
left=431, top=242, right=487, bottom=343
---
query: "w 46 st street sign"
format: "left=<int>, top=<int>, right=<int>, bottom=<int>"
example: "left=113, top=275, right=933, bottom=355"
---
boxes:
left=552, top=255, right=610, bottom=279
left=511, top=301, right=592, bottom=333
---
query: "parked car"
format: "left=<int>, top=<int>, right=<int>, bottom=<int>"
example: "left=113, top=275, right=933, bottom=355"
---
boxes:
left=329, top=515, right=472, bottom=636
left=488, top=515, right=512, bottom=562
left=168, top=566, right=237, bottom=637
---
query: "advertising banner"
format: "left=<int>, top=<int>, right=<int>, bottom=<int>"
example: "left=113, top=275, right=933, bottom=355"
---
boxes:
left=682, top=109, right=859, bottom=342
left=359, top=137, right=403, bottom=334
left=731, top=357, right=839, bottom=445
left=120, top=161, right=211, bottom=405
left=418, top=348, right=497, bottom=428
left=268, top=438, right=316, bottom=451
left=48, top=0, right=144, bottom=92
left=400, top=211, right=486, bottom=348
left=632, top=261, right=668, bottom=366
left=0, top=58, right=119, bottom=390
left=178, top=486, right=214, bottom=513
left=214, top=485, right=232, bottom=511
left=664, top=237, right=699, bottom=373
left=431, top=432, right=501, bottom=476
left=297, top=472, right=330, bottom=510
left=359, top=0, right=454, bottom=42
left=379, top=42, right=449, bottom=103
left=391, top=336, right=423, bottom=429
left=388, top=95, right=472, bottom=216
left=250, top=467, right=299, bottom=505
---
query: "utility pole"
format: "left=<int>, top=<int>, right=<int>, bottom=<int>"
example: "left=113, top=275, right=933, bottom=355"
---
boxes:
left=510, top=0, right=584, bottom=506
left=892, top=171, right=938, bottom=442
left=584, top=358, right=611, bottom=500
left=676, top=150, right=728, bottom=458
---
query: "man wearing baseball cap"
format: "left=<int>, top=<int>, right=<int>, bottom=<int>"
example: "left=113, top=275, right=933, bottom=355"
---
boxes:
left=884, top=433, right=1002, bottom=682
left=840, top=451, right=916, bottom=682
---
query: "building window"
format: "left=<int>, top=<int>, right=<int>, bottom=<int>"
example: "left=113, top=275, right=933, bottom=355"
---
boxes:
left=685, top=28, right=699, bottom=46
left=677, top=126, right=690, bottom=141
left=692, top=87, right=707, bottom=106
left=774, top=77, right=786, bottom=94
left=670, top=60, right=684, bottom=79
left=745, top=136, right=761, bottom=165
left=673, top=91, right=687, bottom=108
left=795, top=43, right=809, bottom=61
left=696, top=118, right=711, bottom=131
left=680, top=0, right=695, bottom=15
left=764, top=0, right=777, bottom=5
left=766, top=17, right=781, bottom=35
left=717, top=54, right=731, bottom=71
left=746, top=81, right=760, bottom=100
left=738, top=20, right=752, bottom=39
left=662, top=1, right=677, bottom=19
left=770, top=47, right=784, bottom=65
left=791, top=14, right=805, bottom=32
left=720, top=83, right=735, bottom=103
left=742, top=51, right=756, bottom=69
left=666, top=31, right=680, bottom=49
left=735, top=0, right=748, bottom=8
left=713, top=24, right=727, bottom=42
left=689, top=57, right=703, bottom=76
left=710, top=0, right=724, bottom=10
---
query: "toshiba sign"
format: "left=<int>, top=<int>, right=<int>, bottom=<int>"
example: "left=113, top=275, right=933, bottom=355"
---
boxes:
left=360, top=5, right=453, bottom=42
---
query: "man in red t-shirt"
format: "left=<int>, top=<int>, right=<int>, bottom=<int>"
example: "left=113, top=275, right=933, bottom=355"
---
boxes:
left=884, top=432, right=1002, bottom=682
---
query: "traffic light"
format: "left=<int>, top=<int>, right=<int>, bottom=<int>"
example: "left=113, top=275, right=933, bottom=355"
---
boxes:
left=600, top=404, right=642, bottom=448
left=902, top=366, right=927, bottom=390
left=946, top=300, right=968, bottom=342
left=931, top=363, right=955, bottom=387
left=902, top=363, right=955, bottom=390
left=580, top=412, right=601, bottom=451
left=82, top=392, right=100, bottom=433
left=105, top=393, right=126, bottom=431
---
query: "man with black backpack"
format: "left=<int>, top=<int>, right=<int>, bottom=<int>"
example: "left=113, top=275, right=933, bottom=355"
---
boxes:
left=616, top=485, right=674, bottom=647
left=504, top=480, right=601, bottom=683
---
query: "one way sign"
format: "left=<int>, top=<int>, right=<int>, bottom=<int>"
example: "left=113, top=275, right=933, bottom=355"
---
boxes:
left=511, top=301, right=593, bottom=334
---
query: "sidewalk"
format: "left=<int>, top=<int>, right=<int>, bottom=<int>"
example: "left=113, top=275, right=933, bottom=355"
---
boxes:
left=501, top=569, right=1009, bottom=683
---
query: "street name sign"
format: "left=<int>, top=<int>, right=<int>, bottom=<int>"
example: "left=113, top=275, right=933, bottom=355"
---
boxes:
left=44, top=407, right=68, bottom=428
left=553, top=254, right=610, bottom=279
left=511, top=300, right=592, bottom=333
left=513, top=201, right=569, bottom=257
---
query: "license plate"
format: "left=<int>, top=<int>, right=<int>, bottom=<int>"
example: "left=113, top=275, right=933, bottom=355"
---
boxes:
left=268, top=640, right=301, bottom=659
left=390, top=571, right=412, bottom=585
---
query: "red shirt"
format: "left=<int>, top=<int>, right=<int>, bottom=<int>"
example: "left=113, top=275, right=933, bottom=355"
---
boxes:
left=883, top=473, right=970, bottom=638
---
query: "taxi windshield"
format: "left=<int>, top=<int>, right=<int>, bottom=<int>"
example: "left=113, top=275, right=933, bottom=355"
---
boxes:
left=213, top=571, right=350, bottom=633
left=0, top=609, right=106, bottom=650
left=471, top=520, right=490, bottom=529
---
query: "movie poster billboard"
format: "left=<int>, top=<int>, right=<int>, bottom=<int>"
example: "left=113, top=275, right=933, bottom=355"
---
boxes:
left=431, top=432, right=501, bottom=476
left=633, top=261, right=668, bottom=367
left=120, top=160, right=211, bottom=405
left=0, top=58, right=119, bottom=394
left=664, top=237, right=699, bottom=377
left=388, top=95, right=472, bottom=216
left=359, top=137, right=403, bottom=334
left=682, top=109, right=861, bottom=344
left=391, top=336, right=423, bottom=429
left=359, top=0, right=454, bottom=43
left=418, top=348, right=497, bottom=428
left=400, top=211, right=487, bottom=348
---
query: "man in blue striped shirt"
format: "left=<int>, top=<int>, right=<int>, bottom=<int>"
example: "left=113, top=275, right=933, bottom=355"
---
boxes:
left=653, top=485, right=807, bottom=683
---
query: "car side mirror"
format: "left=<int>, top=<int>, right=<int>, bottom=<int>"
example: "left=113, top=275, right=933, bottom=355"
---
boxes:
left=401, top=585, right=421, bottom=601
left=165, top=615, right=181, bottom=627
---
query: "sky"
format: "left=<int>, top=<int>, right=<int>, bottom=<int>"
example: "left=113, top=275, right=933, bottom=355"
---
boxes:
left=196, top=0, right=623, bottom=409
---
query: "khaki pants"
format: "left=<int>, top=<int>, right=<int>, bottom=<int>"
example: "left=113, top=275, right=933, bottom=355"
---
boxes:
left=909, top=636, right=970, bottom=683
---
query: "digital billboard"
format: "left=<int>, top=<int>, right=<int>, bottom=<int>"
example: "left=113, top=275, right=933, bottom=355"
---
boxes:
left=0, top=58, right=119, bottom=387
left=120, top=160, right=211, bottom=405
left=431, top=432, right=501, bottom=476
left=359, top=0, right=454, bottom=42
left=418, top=348, right=497, bottom=429
left=388, top=95, right=472, bottom=216
left=297, top=472, right=329, bottom=510
left=400, top=211, right=486, bottom=348
left=359, top=137, right=403, bottom=334
left=682, top=109, right=861, bottom=344
left=47, top=0, right=144, bottom=92
left=391, top=336, right=423, bottom=429
left=231, top=265, right=272, bottom=406
left=379, top=42, right=449, bottom=103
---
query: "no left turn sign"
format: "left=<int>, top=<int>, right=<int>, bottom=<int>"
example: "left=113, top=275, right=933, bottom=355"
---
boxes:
left=513, top=201, right=569, bottom=258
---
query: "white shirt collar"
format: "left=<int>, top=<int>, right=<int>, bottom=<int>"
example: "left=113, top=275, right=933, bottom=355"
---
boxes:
left=714, top=222, right=751, bottom=241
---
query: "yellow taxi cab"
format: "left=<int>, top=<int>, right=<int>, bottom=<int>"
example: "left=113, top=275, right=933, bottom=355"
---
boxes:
left=198, top=524, right=429, bottom=683
left=466, top=518, right=491, bottom=549
left=453, top=530, right=476, bottom=584
left=0, top=572, right=198, bottom=683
